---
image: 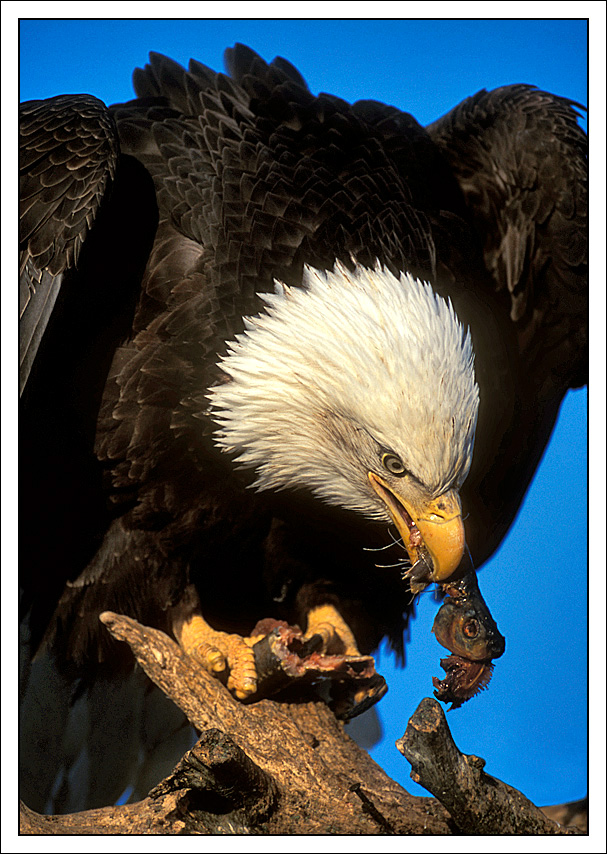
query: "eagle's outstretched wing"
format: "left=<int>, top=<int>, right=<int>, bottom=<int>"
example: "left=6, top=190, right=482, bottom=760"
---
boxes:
left=19, top=95, right=121, bottom=393
left=427, top=85, right=587, bottom=395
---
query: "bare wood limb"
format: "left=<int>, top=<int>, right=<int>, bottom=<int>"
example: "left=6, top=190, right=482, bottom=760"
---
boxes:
left=20, top=615, right=584, bottom=835
left=20, top=612, right=451, bottom=834
left=396, top=697, right=584, bottom=835
left=540, top=798, right=588, bottom=834
left=20, top=729, right=277, bottom=834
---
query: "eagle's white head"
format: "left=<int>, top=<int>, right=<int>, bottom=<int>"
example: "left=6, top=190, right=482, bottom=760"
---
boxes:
left=209, top=261, right=479, bottom=590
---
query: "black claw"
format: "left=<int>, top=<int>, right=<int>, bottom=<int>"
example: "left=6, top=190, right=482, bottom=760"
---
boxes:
left=300, top=632, right=325, bottom=656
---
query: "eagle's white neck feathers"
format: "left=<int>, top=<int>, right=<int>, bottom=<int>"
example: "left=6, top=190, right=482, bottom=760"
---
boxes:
left=209, top=262, right=479, bottom=521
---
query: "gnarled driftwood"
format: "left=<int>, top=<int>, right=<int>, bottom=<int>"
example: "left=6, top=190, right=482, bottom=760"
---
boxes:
left=19, top=613, right=585, bottom=835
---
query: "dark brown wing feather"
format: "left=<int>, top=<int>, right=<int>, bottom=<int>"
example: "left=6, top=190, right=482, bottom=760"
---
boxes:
left=19, top=95, right=120, bottom=393
left=19, top=96, right=158, bottom=657
left=427, top=85, right=588, bottom=396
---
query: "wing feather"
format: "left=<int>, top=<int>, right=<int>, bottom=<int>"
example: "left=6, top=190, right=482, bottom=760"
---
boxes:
left=19, top=95, right=120, bottom=393
left=427, top=85, right=587, bottom=395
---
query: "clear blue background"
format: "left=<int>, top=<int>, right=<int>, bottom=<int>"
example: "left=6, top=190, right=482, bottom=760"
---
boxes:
left=19, top=18, right=588, bottom=808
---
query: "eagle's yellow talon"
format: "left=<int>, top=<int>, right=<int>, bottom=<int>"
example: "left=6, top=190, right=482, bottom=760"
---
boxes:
left=174, top=612, right=260, bottom=698
left=305, top=621, right=334, bottom=649
left=231, top=675, right=257, bottom=700
left=305, top=604, right=360, bottom=657
left=225, top=643, right=258, bottom=697
left=200, top=645, right=226, bottom=672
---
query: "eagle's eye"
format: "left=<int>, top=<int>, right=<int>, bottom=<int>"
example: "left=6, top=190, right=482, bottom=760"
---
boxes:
left=381, top=453, right=407, bottom=477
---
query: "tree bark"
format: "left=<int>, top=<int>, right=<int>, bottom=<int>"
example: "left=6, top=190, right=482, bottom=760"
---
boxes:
left=19, top=613, right=585, bottom=835
left=397, top=697, right=583, bottom=835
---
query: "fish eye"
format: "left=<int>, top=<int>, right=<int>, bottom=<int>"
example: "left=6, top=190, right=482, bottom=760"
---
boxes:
left=381, top=452, right=407, bottom=476
left=462, top=618, right=480, bottom=638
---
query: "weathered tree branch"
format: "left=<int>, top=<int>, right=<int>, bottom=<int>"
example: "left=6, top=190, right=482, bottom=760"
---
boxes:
left=397, top=697, right=583, bottom=835
left=19, top=613, right=585, bottom=834
left=20, top=727, right=280, bottom=835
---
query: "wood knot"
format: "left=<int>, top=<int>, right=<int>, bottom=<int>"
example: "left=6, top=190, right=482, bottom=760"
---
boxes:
left=465, top=754, right=486, bottom=770
left=150, top=729, right=278, bottom=826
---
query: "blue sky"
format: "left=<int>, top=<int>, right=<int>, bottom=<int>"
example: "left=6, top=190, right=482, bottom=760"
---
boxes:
left=17, top=16, right=591, bottom=810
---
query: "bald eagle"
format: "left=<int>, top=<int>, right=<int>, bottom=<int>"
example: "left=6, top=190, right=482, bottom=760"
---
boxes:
left=19, top=45, right=587, bottom=809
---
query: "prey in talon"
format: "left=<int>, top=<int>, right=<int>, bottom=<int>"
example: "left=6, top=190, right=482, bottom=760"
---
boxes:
left=172, top=586, right=386, bottom=716
left=431, top=567, right=505, bottom=710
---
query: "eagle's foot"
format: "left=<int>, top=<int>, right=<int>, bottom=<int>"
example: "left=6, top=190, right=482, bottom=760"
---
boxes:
left=304, top=603, right=360, bottom=656
left=175, top=613, right=259, bottom=700
left=171, top=591, right=385, bottom=716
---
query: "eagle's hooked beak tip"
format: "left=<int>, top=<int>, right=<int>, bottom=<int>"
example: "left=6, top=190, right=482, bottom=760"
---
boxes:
left=368, top=472, right=465, bottom=584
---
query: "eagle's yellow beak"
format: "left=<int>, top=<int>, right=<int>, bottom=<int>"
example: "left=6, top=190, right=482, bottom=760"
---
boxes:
left=368, top=471, right=465, bottom=584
